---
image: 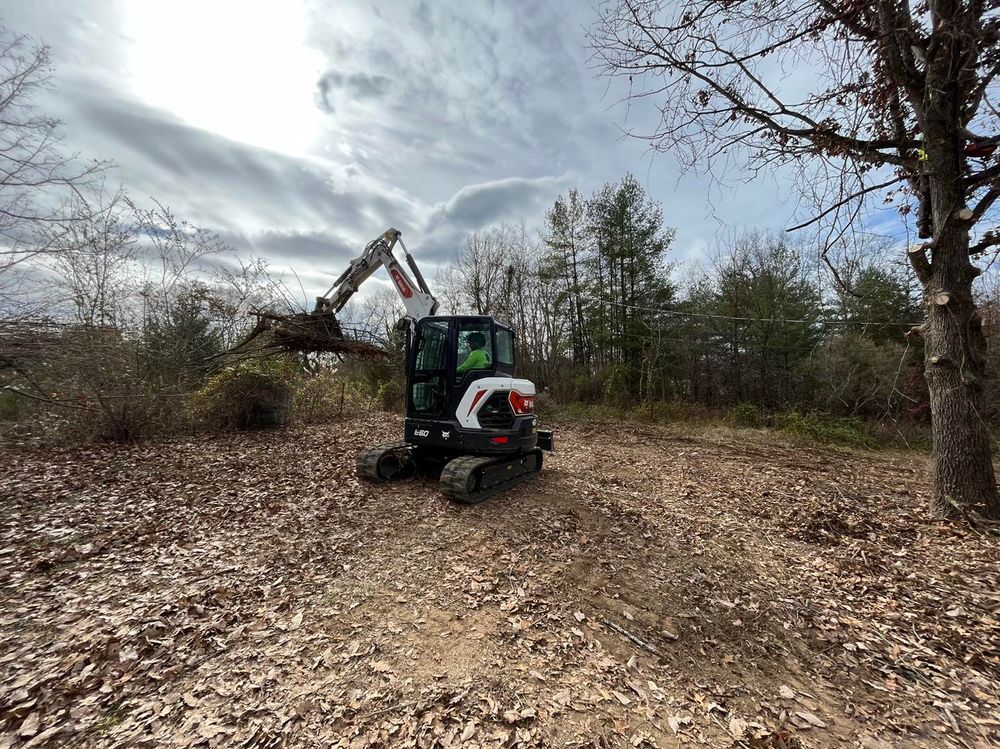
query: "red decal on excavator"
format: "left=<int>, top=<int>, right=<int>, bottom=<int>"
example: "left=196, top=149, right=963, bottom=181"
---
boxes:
left=390, top=269, right=413, bottom=298
left=467, top=389, right=487, bottom=416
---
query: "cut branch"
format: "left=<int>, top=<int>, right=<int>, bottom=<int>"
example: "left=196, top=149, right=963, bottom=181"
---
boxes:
left=908, top=244, right=932, bottom=284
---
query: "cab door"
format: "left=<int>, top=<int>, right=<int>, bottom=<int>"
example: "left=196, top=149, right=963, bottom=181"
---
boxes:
left=408, top=318, right=451, bottom=417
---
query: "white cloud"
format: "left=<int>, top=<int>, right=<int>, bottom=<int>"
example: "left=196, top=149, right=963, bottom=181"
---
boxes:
left=0, top=0, right=809, bottom=299
left=122, top=0, right=325, bottom=158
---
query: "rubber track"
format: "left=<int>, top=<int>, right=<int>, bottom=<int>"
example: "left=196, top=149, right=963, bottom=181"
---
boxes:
left=356, top=442, right=413, bottom=482
left=439, top=450, right=543, bottom=504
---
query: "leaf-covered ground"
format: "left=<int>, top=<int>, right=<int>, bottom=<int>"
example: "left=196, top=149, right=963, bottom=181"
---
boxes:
left=1, top=416, right=998, bottom=748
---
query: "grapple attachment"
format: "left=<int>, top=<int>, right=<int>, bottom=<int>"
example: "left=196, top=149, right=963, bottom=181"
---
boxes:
left=224, top=309, right=387, bottom=360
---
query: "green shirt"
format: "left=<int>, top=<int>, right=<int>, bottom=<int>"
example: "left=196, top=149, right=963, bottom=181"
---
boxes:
left=457, top=348, right=491, bottom=373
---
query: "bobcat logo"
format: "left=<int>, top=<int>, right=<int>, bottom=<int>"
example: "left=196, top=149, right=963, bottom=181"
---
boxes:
left=441, top=430, right=451, bottom=440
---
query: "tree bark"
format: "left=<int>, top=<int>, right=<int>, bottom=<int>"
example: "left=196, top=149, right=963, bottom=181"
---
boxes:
left=922, top=117, right=1000, bottom=519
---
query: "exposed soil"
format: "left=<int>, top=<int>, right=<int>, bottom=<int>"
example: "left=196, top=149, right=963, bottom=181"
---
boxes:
left=0, top=416, right=997, bottom=748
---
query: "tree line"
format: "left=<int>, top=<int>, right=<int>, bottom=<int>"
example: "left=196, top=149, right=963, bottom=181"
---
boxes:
left=435, top=174, right=1000, bottom=429
left=587, top=0, right=1000, bottom=519
left=2, top=12, right=1000, bottom=520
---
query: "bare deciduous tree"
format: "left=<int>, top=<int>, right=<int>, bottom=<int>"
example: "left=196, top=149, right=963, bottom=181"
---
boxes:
left=590, top=0, right=1000, bottom=518
left=50, top=188, right=137, bottom=327
left=0, top=27, right=105, bottom=300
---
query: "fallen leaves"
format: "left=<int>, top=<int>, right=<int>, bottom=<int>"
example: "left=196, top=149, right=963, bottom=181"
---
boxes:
left=667, top=714, right=692, bottom=734
left=0, top=417, right=997, bottom=748
left=17, top=712, right=39, bottom=738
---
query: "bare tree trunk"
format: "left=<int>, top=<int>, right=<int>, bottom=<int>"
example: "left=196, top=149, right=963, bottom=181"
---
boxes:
left=919, top=117, right=999, bottom=518
left=921, top=244, right=998, bottom=517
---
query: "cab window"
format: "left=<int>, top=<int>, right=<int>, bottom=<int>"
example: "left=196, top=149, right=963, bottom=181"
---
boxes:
left=496, top=327, right=515, bottom=366
left=414, top=320, right=448, bottom=371
left=455, top=321, right=494, bottom=380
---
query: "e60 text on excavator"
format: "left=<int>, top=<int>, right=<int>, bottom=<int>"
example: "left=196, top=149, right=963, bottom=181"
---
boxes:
left=311, top=228, right=555, bottom=503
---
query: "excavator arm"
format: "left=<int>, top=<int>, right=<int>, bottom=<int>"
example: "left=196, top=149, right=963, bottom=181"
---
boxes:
left=313, top=228, right=439, bottom=327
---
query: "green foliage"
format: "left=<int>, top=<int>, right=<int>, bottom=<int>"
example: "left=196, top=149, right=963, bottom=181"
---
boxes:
left=728, top=402, right=764, bottom=428
left=601, top=363, right=630, bottom=408
left=582, top=174, right=676, bottom=398
left=142, top=285, right=223, bottom=386
left=710, top=233, right=823, bottom=408
left=541, top=189, right=589, bottom=363
left=839, top=268, right=919, bottom=343
left=447, top=180, right=932, bottom=433
left=778, top=411, right=873, bottom=448
left=192, top=357, right=300, bottom=430
left=343, top=358, right=405, bottom=412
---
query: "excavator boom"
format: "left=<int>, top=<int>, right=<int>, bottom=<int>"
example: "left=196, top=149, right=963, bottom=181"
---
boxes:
left=314, top=228, right=439, bottom=327
left=224, top=228, right=436, bottom=359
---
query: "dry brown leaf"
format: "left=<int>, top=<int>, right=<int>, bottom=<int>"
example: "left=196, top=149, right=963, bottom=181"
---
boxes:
left=459, top=721, right=477, bottom=742
left=729, top=717, right=748, bottom=739
left=667, top=715, right=691, bottom=734
left=796, top=711, right=826, bottom=728
left=18, top=712, right=39, bottom=738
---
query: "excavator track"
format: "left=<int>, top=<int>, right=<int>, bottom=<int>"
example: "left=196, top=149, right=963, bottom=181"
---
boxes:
left=356, top=442, right=416, bottom=482
left=439, top=449, right=543, bottom=504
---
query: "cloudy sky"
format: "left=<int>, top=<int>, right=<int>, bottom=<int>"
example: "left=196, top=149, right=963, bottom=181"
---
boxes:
left=1, top=0, right=797, bottom=298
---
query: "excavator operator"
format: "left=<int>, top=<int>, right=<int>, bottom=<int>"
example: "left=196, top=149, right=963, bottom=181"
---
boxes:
left=457, top=332, right=491, bottom=374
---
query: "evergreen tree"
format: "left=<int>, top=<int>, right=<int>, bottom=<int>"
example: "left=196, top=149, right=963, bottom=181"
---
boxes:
left=584, top=174, right=675, bottom=397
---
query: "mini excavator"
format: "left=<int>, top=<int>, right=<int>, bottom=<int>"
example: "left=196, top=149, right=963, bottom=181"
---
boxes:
left=314, top=228, right=555, bottom=503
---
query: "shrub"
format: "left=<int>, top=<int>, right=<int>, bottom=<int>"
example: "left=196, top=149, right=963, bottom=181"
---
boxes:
left=192, top=357, right=300, bottom=430
left=629, top=399, right=715, bottom=423
left=18, top=329, right=172, bottom=443
left=602, top=364, right=630, bottom=408
left=728, top=402, right=764, bottom=428
left=294, top=370, right=370, bottom=423
left=549, top=401, right=621, bottom=422
left=534, top=390, right=555, bottom=417
left=778, top=410, right=873, bottom=448
left=339, top=356, right=405, bottom=412
left=805, top=335, right=909, bottom=418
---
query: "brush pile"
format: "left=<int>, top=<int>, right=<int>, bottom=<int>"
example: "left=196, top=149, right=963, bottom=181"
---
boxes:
left=225, top=310, right=387, bottom=360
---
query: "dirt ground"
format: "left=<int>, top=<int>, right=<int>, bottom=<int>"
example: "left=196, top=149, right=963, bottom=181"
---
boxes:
left=1, top=415, right=998, bottom=748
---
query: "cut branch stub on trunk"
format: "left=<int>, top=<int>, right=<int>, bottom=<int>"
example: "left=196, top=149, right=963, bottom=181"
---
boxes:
left=908, top=245, right=932, bottom=284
